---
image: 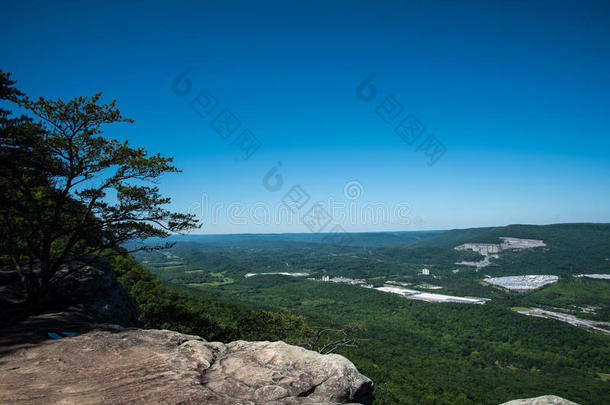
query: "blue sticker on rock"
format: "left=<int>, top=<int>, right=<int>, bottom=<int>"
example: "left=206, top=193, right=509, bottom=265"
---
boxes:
left=47, top=331, right=78, bottom=339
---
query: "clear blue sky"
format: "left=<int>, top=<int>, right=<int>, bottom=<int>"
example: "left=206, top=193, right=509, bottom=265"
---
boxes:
left=2, top=0, right=609, bottom=233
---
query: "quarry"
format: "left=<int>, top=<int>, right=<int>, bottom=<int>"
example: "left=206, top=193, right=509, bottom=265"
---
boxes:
left=455, top=237, right=546, bottom=268
left=484, top=275, right=558, bottom=290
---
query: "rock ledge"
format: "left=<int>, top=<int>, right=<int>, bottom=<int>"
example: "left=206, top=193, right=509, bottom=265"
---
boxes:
left=0, top=325, right=373, bottom=405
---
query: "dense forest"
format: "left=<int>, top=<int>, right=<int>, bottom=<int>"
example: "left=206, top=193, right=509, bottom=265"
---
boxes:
left=188, top=276, right=610, bottom=404
left=130, top=224, right=610, bottom=404
left=110, top=251, right=311, bottom=343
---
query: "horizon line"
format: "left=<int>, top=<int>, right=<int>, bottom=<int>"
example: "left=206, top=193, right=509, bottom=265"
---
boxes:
left=166, top=221, right=610, bottom=237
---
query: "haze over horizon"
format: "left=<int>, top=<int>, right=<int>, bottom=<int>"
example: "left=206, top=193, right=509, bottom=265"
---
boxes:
left=2, top=0, right=610, bottom=233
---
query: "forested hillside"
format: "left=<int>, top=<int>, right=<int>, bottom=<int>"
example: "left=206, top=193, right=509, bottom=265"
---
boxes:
left=187, top=275, right=610, bottom=404
left=132, top=223, right=610, bottom=404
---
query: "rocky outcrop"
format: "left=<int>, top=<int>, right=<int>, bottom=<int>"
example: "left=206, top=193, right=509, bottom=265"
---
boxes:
left=1, top=258, right=372, bottom=404
left=0, top=324, right=373, bottom=404
left=46, top=258, right=139, bottom=326
left=500, top=395, right=580, bottom=405
left=0, top=258, right=139, bottom=327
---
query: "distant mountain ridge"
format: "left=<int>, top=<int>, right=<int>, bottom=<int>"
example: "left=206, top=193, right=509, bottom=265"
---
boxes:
left=409, top=223, right=610, bottom=248
left=139, top=230, right=445, bottom=248
left=141, top=223, right=610, bottom=251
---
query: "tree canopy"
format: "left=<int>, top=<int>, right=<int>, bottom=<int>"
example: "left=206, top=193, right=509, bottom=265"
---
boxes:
left=0, top=70, right=198, bottom=305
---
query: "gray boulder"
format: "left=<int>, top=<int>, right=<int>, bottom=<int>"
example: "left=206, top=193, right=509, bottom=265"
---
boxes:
left=500, top=395, right=580, bottom=405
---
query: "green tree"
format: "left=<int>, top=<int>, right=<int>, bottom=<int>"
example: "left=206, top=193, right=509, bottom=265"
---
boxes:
left=0, top=70, right=198, bottom=306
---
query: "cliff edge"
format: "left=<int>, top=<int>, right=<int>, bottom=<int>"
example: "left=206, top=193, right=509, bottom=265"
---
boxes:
left=0, top=324, right=373, bottom=404
left=0, top=259, right=373, bottom=405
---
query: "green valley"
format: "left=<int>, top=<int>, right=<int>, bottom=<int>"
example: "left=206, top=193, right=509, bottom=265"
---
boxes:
left=131, top=223, right=610, bottom=404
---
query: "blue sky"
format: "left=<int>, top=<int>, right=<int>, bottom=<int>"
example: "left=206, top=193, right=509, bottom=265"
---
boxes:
left=2, top=0, right=609, bottom=233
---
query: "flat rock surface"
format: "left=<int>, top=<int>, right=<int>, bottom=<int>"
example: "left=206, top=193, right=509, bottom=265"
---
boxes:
left=500, top=395, right=580, bottom=405
left=0, top=325, right=373, bottom=405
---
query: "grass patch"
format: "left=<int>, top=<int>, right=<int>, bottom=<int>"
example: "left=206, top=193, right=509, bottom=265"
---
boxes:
left=511, top=307, right=533, bottom=312
left=188, top=277, right=234, bottom=287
